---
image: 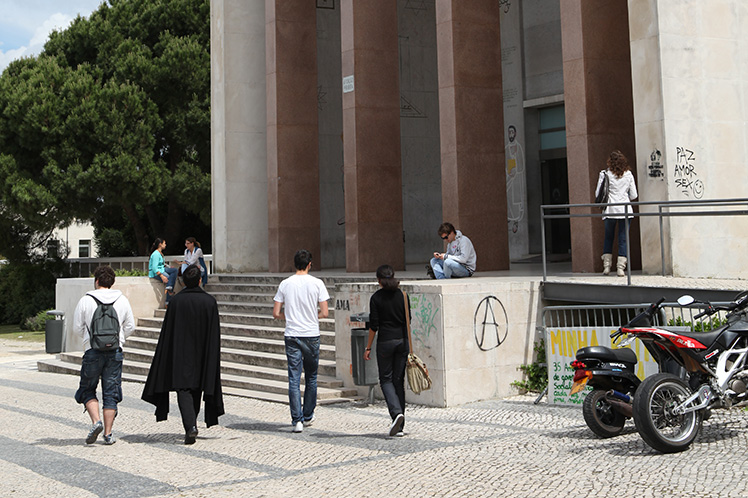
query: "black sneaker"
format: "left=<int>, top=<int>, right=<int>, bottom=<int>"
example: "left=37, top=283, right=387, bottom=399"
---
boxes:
left=86, top=420, right=103, bottom=444
left=389, top=414, right=404, bottom=437
left=185, top=426, right=198, bottom=445
left=425, top=264, right=436, bottom=279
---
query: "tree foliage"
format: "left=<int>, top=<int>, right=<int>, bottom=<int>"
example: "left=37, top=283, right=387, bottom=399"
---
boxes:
left=0, top=0, right=211, bottom=258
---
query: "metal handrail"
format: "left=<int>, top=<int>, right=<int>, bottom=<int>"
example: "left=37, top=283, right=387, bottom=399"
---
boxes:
left=540, top=197, right=748, bottom=284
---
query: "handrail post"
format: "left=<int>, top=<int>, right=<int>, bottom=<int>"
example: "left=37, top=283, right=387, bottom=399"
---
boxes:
left=541, top=205, right=547, bottom=282
left=659, top=205, right=666, bottom=276
left=625, top=212, right=631, bottom=285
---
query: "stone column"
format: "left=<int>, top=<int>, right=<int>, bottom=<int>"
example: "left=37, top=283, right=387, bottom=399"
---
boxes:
left=266, top=0, right=321, bottom=272
left=560, top=0, right=638, bottom=273
left=211, top=0, right=269, bottom=272
left=341, top=0, right=404, bottom=272
left=435, top=0, right=509, bottom=271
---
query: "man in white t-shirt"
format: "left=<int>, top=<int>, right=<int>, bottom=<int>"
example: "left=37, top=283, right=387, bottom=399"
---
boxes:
left=273, top=249, right=330, bottom=433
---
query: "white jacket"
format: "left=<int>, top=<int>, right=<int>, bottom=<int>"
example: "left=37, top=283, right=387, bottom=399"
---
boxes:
left=595, top=170, right=638, bottom=219
left=445, top=230, right=477, bottom=273
left=73, top=288, right=135, bottom=351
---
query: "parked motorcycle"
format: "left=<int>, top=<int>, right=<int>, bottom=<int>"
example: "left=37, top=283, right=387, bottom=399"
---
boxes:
left=570, top=344, right=640, bottom=438
left=613, top=292, right=748, bottom=453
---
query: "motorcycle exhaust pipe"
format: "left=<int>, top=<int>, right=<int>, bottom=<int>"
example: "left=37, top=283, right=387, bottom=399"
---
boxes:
left=605, top=390, right=633, bottom=418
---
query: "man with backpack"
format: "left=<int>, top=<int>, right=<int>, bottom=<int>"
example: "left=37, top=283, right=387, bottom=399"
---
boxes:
left=73, top=265, right=135, bottom=445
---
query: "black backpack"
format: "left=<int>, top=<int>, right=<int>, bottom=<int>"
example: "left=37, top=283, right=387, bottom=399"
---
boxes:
left=88, top=295, right=121, bottom=351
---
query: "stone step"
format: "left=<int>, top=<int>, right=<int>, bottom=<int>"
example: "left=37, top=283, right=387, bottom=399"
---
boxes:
left=131, top=323, right=336, bottom=346
left=139, top=313, right=335, bottom=332
left=212, top=274, right=372, bottom=286
left=57, top=350, right=345, bottom=389
left=124, top=335, right=337, bottom=362
left=130, top=323, right=337, bottom=350
left=213, top=301, right=338, bottom=318
left=37, top=357, right=356, bottom=403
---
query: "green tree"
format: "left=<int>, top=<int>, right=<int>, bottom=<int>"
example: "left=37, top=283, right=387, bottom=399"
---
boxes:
left=0, top=0, right=211, bottom=257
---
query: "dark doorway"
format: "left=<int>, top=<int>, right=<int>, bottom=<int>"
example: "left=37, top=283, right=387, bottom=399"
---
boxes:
left=541, top=158, right=571, bottom=255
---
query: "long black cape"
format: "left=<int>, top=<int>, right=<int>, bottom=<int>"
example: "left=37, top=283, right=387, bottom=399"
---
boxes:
left=141, top=287, right=224, bottom=426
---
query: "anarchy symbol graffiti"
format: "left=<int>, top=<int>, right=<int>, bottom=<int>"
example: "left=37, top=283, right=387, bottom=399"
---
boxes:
left=473, top=296, right=509, bottom=351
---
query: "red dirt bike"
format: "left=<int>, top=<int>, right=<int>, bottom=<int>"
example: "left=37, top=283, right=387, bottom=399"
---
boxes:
left=613, top=292, right=748, bottom=453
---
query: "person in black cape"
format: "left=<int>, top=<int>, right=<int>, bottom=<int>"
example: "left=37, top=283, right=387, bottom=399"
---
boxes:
left=141, top=264, right=224, bottom=444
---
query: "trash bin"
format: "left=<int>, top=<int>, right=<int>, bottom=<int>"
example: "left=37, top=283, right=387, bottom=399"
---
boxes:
left=350, top=313, right=378, bottom=386
left=45, top=310, right=65, bottom=354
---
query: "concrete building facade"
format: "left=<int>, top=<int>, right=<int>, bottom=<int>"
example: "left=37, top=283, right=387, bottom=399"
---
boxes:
left=211, top=0, right=748, bottom=278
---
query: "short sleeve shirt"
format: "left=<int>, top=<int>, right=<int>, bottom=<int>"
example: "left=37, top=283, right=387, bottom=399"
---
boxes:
left=273, top=274, right=330, bottom=337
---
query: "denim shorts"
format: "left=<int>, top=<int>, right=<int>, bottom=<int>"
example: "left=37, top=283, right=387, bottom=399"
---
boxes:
left=74, top=348, right=124, bottom=410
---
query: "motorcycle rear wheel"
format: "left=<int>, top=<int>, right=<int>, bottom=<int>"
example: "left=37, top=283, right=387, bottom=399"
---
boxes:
left=582, top=389, right=626, bottom=438
left=633, top=373, right=703, bottom=453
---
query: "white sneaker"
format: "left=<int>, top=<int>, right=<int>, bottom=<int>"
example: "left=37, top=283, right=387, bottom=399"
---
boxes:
left=389, top=414, right=404, bottom=437
left=303, top=414, right=315, bottom=427
left=292, top=421, right=303, bottom=433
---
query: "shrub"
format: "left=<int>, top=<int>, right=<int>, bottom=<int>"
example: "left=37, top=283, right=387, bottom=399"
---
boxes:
left=21, top=309, right=53, bottom=331
left=511, top=338, right=548, bottom=393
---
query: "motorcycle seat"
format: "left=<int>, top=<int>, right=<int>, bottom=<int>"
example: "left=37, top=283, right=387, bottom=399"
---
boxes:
left=576, top=345, right=637, bottom=364
left=667, top=326, right=728, bottom=346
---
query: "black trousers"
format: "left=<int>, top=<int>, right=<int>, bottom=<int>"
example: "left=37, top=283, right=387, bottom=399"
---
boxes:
left=176, top=389, right=202, bottom=432
left=376, top=339, right=407, bottom=422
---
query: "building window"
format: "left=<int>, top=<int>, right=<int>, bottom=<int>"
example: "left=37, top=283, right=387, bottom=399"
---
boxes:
left=539, top=105, right=566, bottom=150
left=47, top=240, right=59, bottom=259
left=79, top=240, right=91, bottom=258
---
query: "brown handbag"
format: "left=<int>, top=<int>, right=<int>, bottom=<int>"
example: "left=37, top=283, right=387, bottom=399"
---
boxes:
left=403, top=290, right=432, bottom=394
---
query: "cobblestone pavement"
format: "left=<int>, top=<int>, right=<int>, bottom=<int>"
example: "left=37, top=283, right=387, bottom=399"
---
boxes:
left=2, top=342, right=748, bottom=498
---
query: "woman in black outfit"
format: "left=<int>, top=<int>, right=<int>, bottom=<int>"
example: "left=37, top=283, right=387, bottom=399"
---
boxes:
left=363, top=265, right=410, bottom=437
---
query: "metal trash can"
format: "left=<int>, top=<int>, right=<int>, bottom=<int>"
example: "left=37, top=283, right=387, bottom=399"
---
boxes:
left=350, top=313, right=378, bottom=386
left=45, top=310, right=65, bottom=354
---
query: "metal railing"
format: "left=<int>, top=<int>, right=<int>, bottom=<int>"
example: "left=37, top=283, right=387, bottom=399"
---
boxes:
left=66, top=254, right=213, bottom=277
left=542, top=301, right=731, bottom=332
left=540, top=197, right=748, bottom=284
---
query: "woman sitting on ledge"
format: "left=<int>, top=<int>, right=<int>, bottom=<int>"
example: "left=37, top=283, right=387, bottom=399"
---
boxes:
left=149, top=238, right=178, bottom=305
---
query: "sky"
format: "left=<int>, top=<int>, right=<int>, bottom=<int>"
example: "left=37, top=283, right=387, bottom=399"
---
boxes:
left=0, top=0, right=104, bottom=73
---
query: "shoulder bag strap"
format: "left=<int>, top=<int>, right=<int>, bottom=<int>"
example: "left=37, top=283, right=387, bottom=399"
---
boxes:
left=403, top=290, right=412, bottom=354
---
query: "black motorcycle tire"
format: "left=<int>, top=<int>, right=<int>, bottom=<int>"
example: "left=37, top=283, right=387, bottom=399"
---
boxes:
left=582, top=389, right=626, bottom=438
left=633, top=373, right=703, bottom=453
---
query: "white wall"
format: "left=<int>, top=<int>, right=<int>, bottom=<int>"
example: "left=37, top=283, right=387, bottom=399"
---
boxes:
left=629, top=0, right=748, bottom=278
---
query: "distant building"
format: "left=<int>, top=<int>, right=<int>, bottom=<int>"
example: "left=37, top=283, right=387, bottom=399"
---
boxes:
left=51, top=220, right=97, bottom=259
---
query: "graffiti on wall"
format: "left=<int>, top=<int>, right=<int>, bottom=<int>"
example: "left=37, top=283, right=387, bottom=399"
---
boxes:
left=499, top=0, right=511, bottom=14
left=409, top=294, right=439, bottom=349
left=648, top=148, right=663, bottom=178
left=674, top=147, right=704, bottom=199
left=473, top=296, right=509, bottom=351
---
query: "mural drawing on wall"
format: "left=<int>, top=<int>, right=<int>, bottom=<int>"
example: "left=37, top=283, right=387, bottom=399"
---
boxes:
left=499, top=0, right=511, bottom=13
left=505, top=124, right=525, bottom=233
left=673, top=146, right=704, bottom=199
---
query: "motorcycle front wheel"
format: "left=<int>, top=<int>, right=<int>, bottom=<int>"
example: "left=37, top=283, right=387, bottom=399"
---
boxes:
left=582, top=389, right=626, bottom=438
left=633, top=373, right=703, bottom=453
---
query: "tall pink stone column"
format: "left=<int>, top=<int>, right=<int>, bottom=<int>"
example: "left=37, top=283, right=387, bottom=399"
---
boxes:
left=266, top=0, right=321, bottom=272
left=341, top=0, right=404, bottom=272
left=435, top=0, right=509, bottom=271
left=560, top=0, right=639, bottom=273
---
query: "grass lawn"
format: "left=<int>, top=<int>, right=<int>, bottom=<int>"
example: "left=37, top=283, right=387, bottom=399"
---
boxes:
left=0, top=324, right=45, bottom=342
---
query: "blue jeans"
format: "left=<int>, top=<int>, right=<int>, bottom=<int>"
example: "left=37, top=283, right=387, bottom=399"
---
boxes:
left=74, top=348, right=124, bottom=410
left=603, top=218, right=629, bottom=256
left=285, top=336, right=320, bottom=424
left=430, top=257, right=471, bottom=279
left=153, top=267, right=178, bottom=303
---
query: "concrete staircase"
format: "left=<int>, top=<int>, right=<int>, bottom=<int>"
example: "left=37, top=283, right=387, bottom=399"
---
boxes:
left=38, top=274, right=371, bottom=404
